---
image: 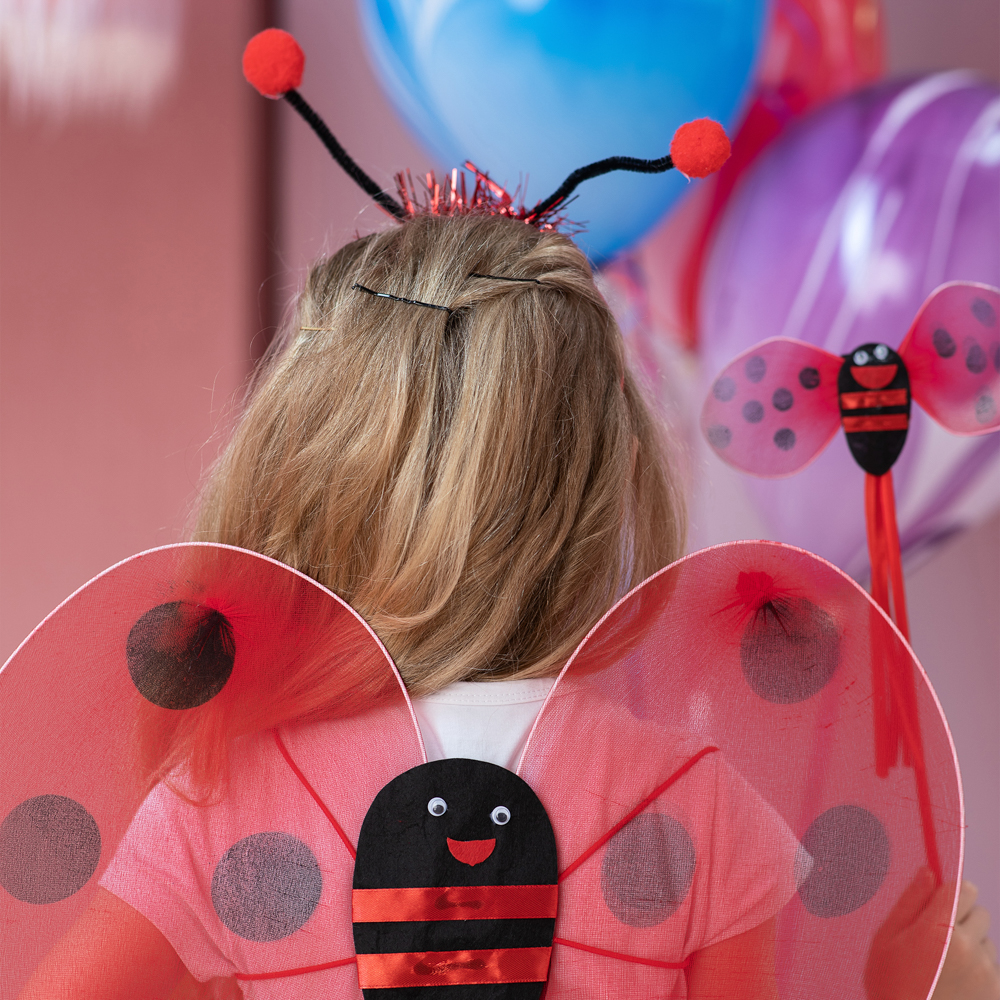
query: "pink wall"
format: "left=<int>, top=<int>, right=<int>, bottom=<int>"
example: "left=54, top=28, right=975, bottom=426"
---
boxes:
left=0, top=3, right=267, bottom=661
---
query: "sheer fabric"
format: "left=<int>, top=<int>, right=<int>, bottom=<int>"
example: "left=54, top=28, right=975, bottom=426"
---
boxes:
left=0, top=541, right=961, bottom=998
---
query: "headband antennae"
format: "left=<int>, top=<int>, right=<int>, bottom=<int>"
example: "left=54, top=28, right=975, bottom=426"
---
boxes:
left=243, top=29, right=406, bottom=220
left=527, top=118, right=730, bottom=223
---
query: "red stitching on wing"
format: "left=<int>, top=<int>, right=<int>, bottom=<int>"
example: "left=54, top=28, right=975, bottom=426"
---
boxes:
left=553, top=937, right=690, bottom=970
left=272, top=728, right=356, bottom=860
left=558, top=745, right=719, bottom=883
left=235, top=955, right=358, bottom=981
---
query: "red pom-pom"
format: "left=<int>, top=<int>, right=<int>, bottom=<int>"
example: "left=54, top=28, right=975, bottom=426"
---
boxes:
left=242, top=28, right=304, bottom=98
left=670, top=119, right=731, bottom=178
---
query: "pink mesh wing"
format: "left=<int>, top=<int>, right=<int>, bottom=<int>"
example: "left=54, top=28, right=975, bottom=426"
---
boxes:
left=899, top=281, right=1000, bottom=435
left=520, top=541, right=961, bottom=1000
left=701, top=338, right=844, bottom=477
left=0, top=543, right=422, bottom=996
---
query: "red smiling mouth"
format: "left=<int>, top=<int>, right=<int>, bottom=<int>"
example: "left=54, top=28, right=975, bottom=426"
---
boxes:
left=446, top=837, right=495, bottom=865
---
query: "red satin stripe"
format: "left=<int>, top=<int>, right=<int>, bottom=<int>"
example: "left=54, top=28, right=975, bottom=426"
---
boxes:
left=879, top=472, right=909, bottom=641
left=839, top=388, right=908, bottom=410
left=554, top=936, right=690, bottom=970
left=559, top=746, right=719, bottom=883
left=235, top=955, right=357, bottom=981
left=842, top=413, right=909, bottom=432
left=273, top=729, right=356, bottom=860
left=353, top=884, right=558, bottom=923
left=356, top=947, right=552, bottom=988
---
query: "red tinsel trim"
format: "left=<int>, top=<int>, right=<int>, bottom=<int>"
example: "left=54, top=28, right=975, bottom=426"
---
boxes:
left=394, top=164, right=581, bottom=235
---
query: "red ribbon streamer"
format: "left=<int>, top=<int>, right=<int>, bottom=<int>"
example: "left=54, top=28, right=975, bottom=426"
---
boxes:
left=352, top=884, right=558, bottom=923
left=356, top=947, right=552, bottom=988
left=865, top=471, right=941, bottom=884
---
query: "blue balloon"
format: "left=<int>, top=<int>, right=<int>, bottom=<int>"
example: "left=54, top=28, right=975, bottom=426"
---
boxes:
left=358, top=0, right=766, bottom=262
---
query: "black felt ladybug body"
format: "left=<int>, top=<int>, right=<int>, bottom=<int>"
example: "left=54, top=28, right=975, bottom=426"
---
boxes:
left=352, top=758, right=558, bottom=998
left=836, top=342, right=912, bottom=476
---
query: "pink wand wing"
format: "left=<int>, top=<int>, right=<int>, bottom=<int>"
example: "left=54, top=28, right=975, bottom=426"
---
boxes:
left=900, top=281, right=1000, bottom=435
left=701, top=339, right=843, bottom=477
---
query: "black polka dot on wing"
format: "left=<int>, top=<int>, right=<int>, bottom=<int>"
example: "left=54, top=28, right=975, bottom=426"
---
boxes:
left=772, top=387, right=794, bottom=411
left=932, top=328, right=956, bottom=358
left=127, top=602, right=235, bottom=710
left=601, top=814, right=695, bottom=928
left=0, top=795, right=101, bottom=904
left=798, top=367, right=821, bottom=389
left=774, top=428, right=796, bottom=451
left=976, top=395, right=997, bottom=425
left=742, top=400, right=764, bottom=423
left=707, top=425, right=732, bottom=449
left=745, top=356, right=767, bottom=383
left=966, top=342, right=988, bottom=374
left=740, top=597, right=839, bottom=703
left=713, top=376, right=737, bottom=402
left=798, top=806, right=890, bottom=918
left=992, top=343, right=1000, bottom=372
left=971, top=297, right=997, bottom=327
left=212, top=832, right=322, bottom=941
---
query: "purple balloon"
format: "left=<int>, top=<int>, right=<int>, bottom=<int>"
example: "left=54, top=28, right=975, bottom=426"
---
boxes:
left=700, top=74, right=1000, bottom=577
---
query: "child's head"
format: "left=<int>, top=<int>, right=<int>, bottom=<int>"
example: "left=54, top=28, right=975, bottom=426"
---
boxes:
left=196, top=213, right=683, bottom=695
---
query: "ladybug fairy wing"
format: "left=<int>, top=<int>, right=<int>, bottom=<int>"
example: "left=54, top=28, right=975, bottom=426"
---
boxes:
left=701, top=339, right=844, bottom=477
left=0, top=543, right=422, bottom=995
left=519, top=541, right=961, bottom=1000
left=899, top=281, right=1000, bottom=434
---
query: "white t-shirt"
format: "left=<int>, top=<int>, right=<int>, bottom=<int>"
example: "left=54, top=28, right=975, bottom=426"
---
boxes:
left=100, top=677, right=804, bottom=995
left=410, top=676, right=555, bottom=770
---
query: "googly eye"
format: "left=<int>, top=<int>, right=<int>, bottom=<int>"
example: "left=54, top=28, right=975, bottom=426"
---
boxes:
left=491, top=806, right=510, bottom=826
left=428, top=797, right=447, bottom=817
left=853, top=349, right=870, bottom=366
left=873, top=344, right=889, bottom=361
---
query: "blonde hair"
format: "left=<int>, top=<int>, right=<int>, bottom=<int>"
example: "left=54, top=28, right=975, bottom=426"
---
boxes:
left=193, top=213, right=684, bottom=697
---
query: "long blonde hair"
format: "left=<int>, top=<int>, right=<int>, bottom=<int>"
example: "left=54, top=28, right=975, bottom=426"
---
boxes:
left=194, top=213, right=684, bottom=697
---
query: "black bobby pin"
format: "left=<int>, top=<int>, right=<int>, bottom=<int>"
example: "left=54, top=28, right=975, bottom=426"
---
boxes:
left=529, top=153, right=674, bottom=222
left=468, top=272, right=544, bottom=285
left=352, top=283, right=453, bottom=314
left=284, top=90, right=406, bottom=220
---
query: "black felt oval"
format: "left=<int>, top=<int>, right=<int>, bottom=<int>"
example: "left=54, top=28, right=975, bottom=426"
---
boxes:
left=798, top=805, right=890, bottom=918
left=740, top=597, right=840, bottom=703
left=211, top=832, right=322, bottom=941
left=126, top=601, right=235, bottom=709
left=600, top=813, right=695, bottom=928
left=0, top=795, right=101, bottom=904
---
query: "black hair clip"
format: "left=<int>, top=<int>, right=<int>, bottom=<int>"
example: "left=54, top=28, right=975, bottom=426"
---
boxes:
left=352, top=283, right=453, bottom=315
left=468, top=273, right=544, bottom=285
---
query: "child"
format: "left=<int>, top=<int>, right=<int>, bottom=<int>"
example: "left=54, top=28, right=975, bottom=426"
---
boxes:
left=17, top=211, right=804, bottom=998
